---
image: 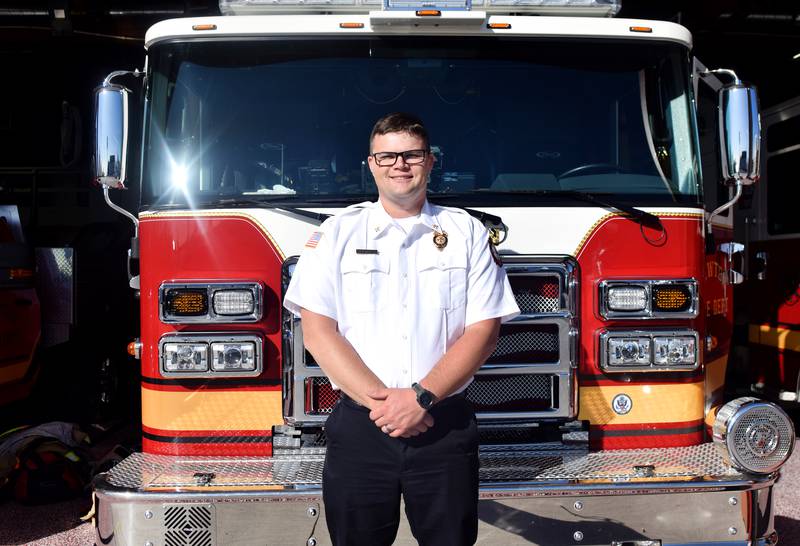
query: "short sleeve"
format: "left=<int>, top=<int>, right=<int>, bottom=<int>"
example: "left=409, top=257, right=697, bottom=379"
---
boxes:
left=464, top=221, right=520, bottom=326
left=283, top=221, right=338, bottom=320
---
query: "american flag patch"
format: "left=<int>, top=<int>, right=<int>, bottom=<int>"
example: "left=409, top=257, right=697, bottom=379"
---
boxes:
left=305, top=231, right=323, bottom=248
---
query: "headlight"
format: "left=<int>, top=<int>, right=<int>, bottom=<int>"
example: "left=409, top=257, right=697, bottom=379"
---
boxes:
left=607, top=337, right=651, bottom=366
left=600, top=330, right=698, bottom=372
left=162, top=342, right=209, bottom=372
left=160, top=282, right=262, bottom=323
left=653, top=336, right=696, bottom=365
left=713, top=397, right=795, bottom=474
left=160, top=334, right=262, bottom=377
left=211, top=340, right=257, bottom=372
left=599, top=279, right=697, bottom=319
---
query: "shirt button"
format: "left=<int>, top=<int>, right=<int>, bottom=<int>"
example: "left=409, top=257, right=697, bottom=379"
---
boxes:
left=402, top=334, right=407, bottom=340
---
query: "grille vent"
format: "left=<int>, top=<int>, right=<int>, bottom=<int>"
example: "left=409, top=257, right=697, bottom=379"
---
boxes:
left=466, top=374, right=555, bottom=412
left=306, top=377, right=341, bottom=414
left=511, top=275, right=560, bottom=313
left=164, top=505, right=213, bottom=546
left=488, top=324, right=559, bottom=364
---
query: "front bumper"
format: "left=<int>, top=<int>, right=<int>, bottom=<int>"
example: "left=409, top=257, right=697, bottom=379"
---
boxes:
left=94, top=442, right=779, bottom=546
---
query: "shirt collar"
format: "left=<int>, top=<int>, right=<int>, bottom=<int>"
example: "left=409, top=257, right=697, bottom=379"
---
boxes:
left=368, top=199, right=437, bottom=240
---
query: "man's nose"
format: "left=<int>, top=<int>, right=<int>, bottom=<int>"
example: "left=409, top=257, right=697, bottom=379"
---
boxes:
left=393, top=156, right=411, bottom=168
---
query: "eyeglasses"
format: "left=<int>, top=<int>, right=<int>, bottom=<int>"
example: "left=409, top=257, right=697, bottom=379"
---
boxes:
left=371, top=149, right=429, bottom=167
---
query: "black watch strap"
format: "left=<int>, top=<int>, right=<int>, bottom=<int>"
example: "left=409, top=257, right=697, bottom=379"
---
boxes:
left=412, top=382, right=436, bottom=410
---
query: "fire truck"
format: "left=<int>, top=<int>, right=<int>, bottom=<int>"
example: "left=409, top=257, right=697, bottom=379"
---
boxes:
left=91, top=1, right=797, bottom=544
left=731, top=95, right=800, bottom=405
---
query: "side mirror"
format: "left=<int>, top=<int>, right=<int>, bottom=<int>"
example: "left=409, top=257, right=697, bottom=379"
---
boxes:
left=719, top=83, right=760, bottom=186
left=93, top=84, right=129, bottom=189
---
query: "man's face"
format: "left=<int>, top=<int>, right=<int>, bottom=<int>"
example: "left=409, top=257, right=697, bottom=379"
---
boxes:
left=368, top=131, right=434, bottom=214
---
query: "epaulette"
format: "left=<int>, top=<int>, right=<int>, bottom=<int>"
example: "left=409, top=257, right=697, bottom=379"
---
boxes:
left=339, top=201, right=373, bottom=215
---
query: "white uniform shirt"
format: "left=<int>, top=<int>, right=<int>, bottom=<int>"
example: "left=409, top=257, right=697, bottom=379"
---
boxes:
left=283, top=200, right=520, bottom=393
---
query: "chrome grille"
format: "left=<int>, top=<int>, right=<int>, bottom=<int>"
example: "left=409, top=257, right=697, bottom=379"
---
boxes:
left=282, top=255, right=579, bottom=425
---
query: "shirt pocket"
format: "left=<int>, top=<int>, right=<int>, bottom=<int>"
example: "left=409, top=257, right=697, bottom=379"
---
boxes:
left=417, top=251, right=467, bottom=310
left=340, top=253, right=391, bottom=312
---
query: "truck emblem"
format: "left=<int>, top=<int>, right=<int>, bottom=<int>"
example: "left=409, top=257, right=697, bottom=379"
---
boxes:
left=612, top=394, right=632, bottom=415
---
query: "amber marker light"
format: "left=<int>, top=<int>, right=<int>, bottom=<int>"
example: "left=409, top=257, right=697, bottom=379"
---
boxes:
left=127, top=340, right=142, bottom=359
left=629, top=26, right=653, bottom=33
left=164, top=289, right=208, bottom=316
left=192, top=24, right=218, bottom=31
left=340, top=22, right=365, bottom=28
left=416, top=9, right=441, bottom=16
left=652, top=284, right=692, bottom=313
left=488, top=23, right=511, bottom=29
left=9, top=268, right=34, bottom=279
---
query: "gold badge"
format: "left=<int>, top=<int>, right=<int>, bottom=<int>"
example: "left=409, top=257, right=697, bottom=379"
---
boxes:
left=432, top=227, right=448, bottom=250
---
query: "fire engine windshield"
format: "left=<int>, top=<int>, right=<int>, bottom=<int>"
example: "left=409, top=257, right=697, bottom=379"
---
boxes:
left=142, top=37, right=701, bottom=208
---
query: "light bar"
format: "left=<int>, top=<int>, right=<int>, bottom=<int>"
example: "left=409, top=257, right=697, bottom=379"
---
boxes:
left=219, top=0, right=620, bottom=16
left=600, top=330, right=699, bottom=372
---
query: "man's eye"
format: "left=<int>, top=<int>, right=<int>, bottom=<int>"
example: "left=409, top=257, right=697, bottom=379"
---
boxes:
left=405, top=151, right=425, bottom=160
left=376, top=153, right=395, bottom=161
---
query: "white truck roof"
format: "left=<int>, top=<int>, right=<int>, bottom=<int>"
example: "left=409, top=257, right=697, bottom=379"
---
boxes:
left=145, top=15, right=692, bottom=50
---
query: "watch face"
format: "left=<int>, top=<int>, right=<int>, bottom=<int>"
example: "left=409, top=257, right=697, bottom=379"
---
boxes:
left=419, top=391, right=434, bottom=409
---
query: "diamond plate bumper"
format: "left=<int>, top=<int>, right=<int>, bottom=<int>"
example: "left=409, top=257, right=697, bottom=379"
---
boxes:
left=94, top=443, right=780, bottom=545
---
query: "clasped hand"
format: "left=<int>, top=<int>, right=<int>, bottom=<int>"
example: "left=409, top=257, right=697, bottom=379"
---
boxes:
left=368, top=387, right=434, bottom=438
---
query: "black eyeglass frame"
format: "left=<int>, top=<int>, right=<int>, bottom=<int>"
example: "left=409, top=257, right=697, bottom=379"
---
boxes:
left=370, top=149, right=430, bottom=167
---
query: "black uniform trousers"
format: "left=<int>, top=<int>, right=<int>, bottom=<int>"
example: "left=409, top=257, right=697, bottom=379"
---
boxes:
left=322, top=394, right=479, bottom=546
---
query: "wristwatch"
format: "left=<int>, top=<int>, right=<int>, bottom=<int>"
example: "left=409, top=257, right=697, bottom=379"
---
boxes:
left=411, top=383, right=437, bottom=410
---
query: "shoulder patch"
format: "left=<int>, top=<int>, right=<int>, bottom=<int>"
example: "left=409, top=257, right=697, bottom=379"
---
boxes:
left=489, top=239, right=502, bottom=266
left=305, top=231, right=323, bottom=249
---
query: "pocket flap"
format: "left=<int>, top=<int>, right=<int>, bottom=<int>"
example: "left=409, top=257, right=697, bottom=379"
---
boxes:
left=341, top=253, right=391, bottom=274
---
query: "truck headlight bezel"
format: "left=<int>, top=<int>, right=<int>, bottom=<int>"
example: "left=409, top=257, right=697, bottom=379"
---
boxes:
left=600, top=329, right=699, bottom=372
left=160, top=282, right=263, bottom=323
left=159, top=334, right=263, bottom=378
left=599, top=279, right=698, bottom=319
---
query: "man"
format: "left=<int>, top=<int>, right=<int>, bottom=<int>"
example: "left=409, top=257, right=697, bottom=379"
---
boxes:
left=284, top=112, right=518, bottom=545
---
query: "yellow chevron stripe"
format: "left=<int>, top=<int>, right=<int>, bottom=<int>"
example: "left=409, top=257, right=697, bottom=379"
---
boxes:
left=749, top=324, right=800, bottom=352
left=578, top=382, right=704, bottom=425
left=141, top=388, right=284, bottom=432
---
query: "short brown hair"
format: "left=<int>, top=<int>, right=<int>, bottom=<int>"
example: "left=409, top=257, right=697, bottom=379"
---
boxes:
left=369, top=112, right=429, bottom=152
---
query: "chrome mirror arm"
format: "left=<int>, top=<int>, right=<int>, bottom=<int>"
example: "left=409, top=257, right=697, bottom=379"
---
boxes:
left=707, top=181, right=743, bottom=232
left=103, top=69, right=143, bottom=88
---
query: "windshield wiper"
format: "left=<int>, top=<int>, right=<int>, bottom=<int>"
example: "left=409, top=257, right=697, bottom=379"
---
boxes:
left=460, top=189, right=662, bottom=229
left=214, top=197, right=332, bottom=225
